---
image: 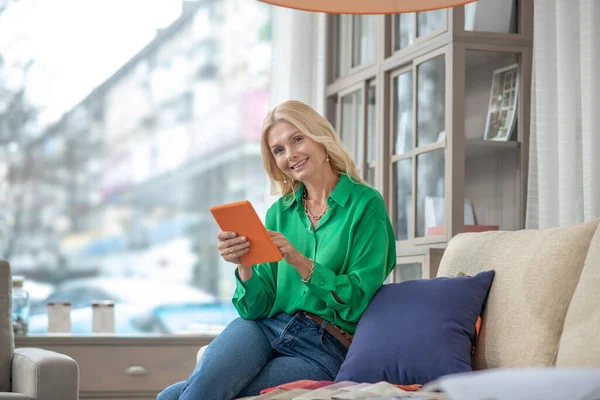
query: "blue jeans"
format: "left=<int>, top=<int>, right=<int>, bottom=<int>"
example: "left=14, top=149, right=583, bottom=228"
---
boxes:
left=156, top=312, right=348, bottom=400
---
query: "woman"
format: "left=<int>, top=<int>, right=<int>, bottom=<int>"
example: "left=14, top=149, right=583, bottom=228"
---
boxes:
left=157, top=100, right=395, bottom=400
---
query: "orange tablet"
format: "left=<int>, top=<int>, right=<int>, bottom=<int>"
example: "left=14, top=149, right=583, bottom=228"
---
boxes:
left=210, top=200, right=282, bottom=267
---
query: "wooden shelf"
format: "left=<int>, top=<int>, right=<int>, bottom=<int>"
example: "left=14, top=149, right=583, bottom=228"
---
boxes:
left=466, top=139, right=520, bottom=159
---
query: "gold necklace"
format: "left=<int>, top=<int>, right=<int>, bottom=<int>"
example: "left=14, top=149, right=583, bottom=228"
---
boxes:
left=302, top=191, right=328, bottom=221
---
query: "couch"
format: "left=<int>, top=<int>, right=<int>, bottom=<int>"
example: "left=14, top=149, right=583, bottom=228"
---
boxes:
left=197, top=219, right=600, bottom=398
left=1, top=259, right=80, bottom=400
left=436, top=218, right=600, bottom=370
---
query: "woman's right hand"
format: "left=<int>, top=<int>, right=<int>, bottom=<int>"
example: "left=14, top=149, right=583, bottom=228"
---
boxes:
left=216, top=231, right=250, bottom=265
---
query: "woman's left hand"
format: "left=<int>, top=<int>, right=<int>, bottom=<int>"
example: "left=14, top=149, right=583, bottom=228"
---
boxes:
left=268, top=230, right=304, bottom=266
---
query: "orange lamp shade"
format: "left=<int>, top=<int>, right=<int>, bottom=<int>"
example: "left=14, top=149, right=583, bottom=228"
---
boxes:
left=258, top=0, right=478, bottom=14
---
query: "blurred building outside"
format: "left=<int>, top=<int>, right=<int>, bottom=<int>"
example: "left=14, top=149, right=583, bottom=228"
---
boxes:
left=0, top=0, right=273, bottom=308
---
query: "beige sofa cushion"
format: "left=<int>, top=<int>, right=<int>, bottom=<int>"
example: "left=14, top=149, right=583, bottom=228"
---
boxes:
left=556, top=223, right=600, bottom=367
left=436, top=220, right=599, bottom=370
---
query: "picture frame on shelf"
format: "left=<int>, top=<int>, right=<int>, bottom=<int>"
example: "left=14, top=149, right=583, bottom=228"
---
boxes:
left=484, top=63, right=519, bottom=141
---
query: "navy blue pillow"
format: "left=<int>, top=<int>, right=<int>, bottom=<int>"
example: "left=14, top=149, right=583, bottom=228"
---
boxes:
left=336, top=270, right=495, bottom=385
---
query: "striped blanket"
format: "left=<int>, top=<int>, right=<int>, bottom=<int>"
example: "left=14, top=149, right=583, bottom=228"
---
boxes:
left=238, top=380, right=447, bottom=400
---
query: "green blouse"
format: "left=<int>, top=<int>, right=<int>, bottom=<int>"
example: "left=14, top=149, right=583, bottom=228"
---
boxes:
left=232, top=174, right=396, bottom=334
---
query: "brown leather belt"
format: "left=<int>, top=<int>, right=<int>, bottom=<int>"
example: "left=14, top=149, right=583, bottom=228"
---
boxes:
left=302, top=311, right=353, bottom=349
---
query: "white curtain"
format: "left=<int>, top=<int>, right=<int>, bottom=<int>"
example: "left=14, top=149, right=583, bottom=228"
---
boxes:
left=526, top=0, right=600, bottom=229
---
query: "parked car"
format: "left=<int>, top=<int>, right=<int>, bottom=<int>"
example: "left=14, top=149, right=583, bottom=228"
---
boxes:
left=28, top=278, right=238, bottom=334
left=30, top=277, right=216, bottom=315
left=133, top=302, right=240, bottom=334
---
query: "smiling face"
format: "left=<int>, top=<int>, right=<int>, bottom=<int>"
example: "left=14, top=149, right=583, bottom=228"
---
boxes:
left=267, top=119, right=328, bottom=183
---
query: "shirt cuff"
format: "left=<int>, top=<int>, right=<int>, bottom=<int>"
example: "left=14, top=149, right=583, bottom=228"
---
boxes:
left=234, top=267, right=263, bottom=296
left=306, top=261, right=337, bottom=291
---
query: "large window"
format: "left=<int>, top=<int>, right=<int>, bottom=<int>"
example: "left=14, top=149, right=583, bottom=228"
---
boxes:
left=0, top=1, right=273, bottom=336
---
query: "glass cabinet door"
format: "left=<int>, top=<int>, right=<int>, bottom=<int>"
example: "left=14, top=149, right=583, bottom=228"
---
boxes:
left=336, top=82, right=376, bottom=187
left=464, top=0, right=518, bottom=34
left=335, top=16, right=351, bottom=78
left=393, top=9, right=446, bottom=52
left=417, top=55, right=445, bottom=147
left=415, top=53, right=446, bottom=239
left=394, top=262, right=423, bottom=282
left=393, top=158, right=413, bottom=241
left=335, top=15, right=376, bottom=79
left=391, top=68, right=414, bottom=240
left=387, top=256, right=424, bottom=284
left=394, top=13, right=415, bottom=51
left=366, top=84, right=376, bottom=187
left=352, top=15, right=376, bottom=68
left=392, top=51, right=447, bottom=242
left=386, top=250, right=444, bottom=284
left=340, top=89, right=364, bottom=170
left=417, top=9, right=445, bottom=37
left=417, top=149, right=445, bottom=238
left=393, top=71, right=413, bottom=154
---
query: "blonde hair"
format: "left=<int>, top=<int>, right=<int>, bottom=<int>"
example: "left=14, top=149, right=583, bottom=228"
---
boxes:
left=260, top=100, right=365, bottom=196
